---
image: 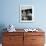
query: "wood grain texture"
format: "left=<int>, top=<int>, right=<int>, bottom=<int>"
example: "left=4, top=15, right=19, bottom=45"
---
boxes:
left=2, top=32, right=23, bottom=46
left=24, top=32, right=45, bottom=46
left=2, top=30, right=45, bottom=46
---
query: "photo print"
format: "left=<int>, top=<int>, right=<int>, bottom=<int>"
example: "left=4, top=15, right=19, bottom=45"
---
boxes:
left=20, top=5, right=34, bottom=22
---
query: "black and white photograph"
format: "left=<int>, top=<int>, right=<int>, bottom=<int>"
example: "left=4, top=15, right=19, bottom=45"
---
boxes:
left=20, top=5, right=34, bottom=22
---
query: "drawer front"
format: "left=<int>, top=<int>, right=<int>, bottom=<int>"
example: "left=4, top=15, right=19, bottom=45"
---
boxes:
left=24, top=32, right=45, bottom=46
left=3, top=32, right=23, bottom=36
left=3, top=43, right=23, bottom=46
left=24, top=32, right=44, bottom=36
left=3, top=36, right=9, bottom=44
left=32, top=36, right=45, bottom=44
left=32, top=44, right=44, bottom=46
left=3, top=36, right=23, bottom=43
left=3, top=35, right=23, bottom=46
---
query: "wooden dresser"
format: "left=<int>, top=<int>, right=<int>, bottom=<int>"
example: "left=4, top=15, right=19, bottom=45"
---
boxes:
left=2, top=29, right=45, bottom=46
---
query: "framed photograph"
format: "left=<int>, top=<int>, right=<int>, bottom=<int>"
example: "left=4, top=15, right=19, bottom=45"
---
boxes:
left=20, top=5, right=34, bottom=22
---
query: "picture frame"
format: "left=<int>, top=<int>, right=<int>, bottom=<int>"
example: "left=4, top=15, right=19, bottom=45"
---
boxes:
left=20, top=5, right=34, bottom=22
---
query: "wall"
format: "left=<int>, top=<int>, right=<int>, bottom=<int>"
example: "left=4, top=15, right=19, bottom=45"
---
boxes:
left=0, top=0, right=46, bottom=43
left=0, top=0, right=46, bottom=29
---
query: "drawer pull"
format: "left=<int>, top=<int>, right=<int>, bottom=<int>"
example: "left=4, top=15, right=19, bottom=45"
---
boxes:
left=32, top=39, right=36, bottom=40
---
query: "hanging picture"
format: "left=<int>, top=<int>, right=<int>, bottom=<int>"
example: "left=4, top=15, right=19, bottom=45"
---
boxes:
left=20, top=5, right=34, bottom=22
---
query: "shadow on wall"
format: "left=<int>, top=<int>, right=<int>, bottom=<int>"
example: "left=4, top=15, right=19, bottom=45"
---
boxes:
left=0, top=24, right=7, bottom=43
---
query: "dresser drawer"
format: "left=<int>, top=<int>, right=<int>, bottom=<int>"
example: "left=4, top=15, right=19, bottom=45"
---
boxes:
left=3, top=36, right=23, bottom=46
left=3, top=32, right=23, bottom=36
left=24, top=32, right=44, bottom=36
left=3, top=35, right=23, bottom=44
left=32, top=36, right=45, bottom=44
left=32, top=44, right=44, bottom=46
left=3, top=43, right=23, bottom=46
